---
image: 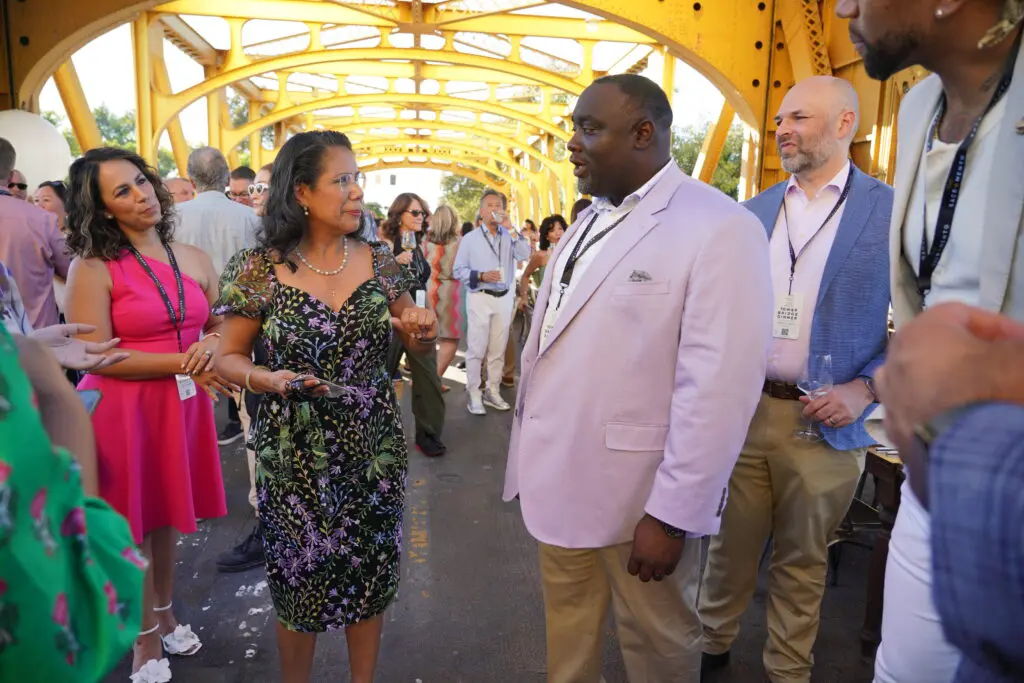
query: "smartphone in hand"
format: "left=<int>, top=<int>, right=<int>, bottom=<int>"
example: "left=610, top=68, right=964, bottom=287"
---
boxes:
left=77, top=389, right=102, bottom=415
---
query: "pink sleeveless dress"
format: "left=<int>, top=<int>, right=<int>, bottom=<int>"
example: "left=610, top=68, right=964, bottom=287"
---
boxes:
left=78, top=250, right=226, bottom=543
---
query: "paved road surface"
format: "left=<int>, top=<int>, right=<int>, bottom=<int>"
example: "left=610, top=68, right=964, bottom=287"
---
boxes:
left=107, top=363, right=877, bottom=682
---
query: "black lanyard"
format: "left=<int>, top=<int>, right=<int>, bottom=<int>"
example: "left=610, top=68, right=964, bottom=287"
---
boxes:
left=128, top=243, right=187, bottom=353
left=781, top=163, right=853, bottom=295
left=918, top=37, right=1019, bottom=298
left=556, top=211, right=631, bottom=308
left=480, top=226, right=502, bottom=265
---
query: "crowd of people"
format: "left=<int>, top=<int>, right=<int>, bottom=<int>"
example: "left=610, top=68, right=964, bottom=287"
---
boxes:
left=1, top=1, right=1023, bottom=682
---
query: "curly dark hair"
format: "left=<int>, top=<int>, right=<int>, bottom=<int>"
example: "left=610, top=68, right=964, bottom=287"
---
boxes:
left=539, top=214, right=567, bottom=250
left=380, top=192, right=430, bottom=247
left=65, top=147, right=176, bottom=261
left=260, top=130, right=365, bottom=271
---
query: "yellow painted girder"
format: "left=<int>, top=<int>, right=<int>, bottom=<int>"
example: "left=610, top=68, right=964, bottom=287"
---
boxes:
left=219, top=93, right=572, bottom=155
left=154, top=47, right=586, bottom=141
left=151, top=48, right=585, bottom=142
left=421, top=5, right=656, bottom=44
left=290, top=61, right=554, bottom=88
left=318, top=118, right=565, bottom=176
left=52, top=61, right=102, bottom=151
left=154, top=0, right=398, bottom=28
left=352, top=138, right=539, bottom=182
left=692, top=101, right=735, bottom=185
left=357, top=154, right=523, bottom=192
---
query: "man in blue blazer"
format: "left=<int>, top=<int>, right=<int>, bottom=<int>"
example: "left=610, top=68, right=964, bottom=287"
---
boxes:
left=700, top=76, right=893, bottom=683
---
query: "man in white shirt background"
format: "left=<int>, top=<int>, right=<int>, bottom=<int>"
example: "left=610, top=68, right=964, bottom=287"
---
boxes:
left=453, top=189, right=530, bottom=416
left=174, top=146, right=258, bottom=446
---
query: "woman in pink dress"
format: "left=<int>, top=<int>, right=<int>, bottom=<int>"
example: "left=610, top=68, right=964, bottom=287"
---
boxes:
left=63, top=148, right=236, bottom=680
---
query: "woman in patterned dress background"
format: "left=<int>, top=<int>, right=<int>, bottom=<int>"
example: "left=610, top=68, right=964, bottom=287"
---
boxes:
left=424, top=204, right=464, bottom=382
left=213, top=130, right=437, bottom=683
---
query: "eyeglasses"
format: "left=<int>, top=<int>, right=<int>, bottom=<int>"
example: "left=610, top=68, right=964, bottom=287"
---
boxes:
left=405, top=210, right=428, bottom=218
left=8, top=183, right=26, bottom=191
left=248, top=182, right=269, bottom=196
left=334, top=172, right=366, bottom=189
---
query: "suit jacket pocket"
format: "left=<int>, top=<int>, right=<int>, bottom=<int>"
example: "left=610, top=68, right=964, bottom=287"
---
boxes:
left=605, top=422, right=670, bottom=452
left=611, top=281, right=670, bottom=297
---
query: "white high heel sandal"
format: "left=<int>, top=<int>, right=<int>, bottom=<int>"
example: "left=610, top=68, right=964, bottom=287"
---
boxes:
left=153, top=602, right=202, bottom=656
left=130, top=625, right=171, bottom=682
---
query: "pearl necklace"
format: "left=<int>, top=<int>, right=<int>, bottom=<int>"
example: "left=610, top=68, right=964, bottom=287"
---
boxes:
left=295, top=239, right=349, bottom=276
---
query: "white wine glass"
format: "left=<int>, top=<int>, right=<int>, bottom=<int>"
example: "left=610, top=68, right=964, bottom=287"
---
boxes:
left=795, top=353, right=833, bottom=442
left=400, top=230, right=417, bottom=252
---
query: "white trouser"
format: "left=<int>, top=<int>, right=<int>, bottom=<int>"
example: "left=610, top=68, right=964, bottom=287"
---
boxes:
left=465, top=290, right=514, bottom=397
left=873, top=480, right=961, bottom=683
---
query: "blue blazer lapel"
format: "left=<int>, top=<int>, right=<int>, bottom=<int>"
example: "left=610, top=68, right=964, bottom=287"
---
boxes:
left=816, top=167, right=877, bottom=307
left=748, top=183, right=787, bottom=240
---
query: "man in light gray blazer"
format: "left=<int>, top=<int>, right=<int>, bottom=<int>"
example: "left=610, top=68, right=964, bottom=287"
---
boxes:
left=836, top=0, right=1024, bottom=681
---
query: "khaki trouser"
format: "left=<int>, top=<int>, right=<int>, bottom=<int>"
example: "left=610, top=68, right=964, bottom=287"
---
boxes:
left=539, top=539, right=702, bottom=683
left=700, top=393, right=864, bottom=683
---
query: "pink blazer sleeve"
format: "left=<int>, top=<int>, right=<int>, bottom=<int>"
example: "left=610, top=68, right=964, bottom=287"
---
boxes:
left=644, top=208, right=773, bottom=536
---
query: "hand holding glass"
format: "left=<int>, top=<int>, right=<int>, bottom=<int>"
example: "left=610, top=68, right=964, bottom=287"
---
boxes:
left=795, top=353, right=833, bottom=441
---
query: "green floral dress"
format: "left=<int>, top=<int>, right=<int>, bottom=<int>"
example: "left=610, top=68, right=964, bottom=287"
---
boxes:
left=0, top=327, right=145, bottom=682
left=214, top=244, right=415, bottom=632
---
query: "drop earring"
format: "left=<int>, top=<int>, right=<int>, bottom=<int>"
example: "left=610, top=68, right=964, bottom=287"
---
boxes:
left=302, top=205, right=309, bottom=216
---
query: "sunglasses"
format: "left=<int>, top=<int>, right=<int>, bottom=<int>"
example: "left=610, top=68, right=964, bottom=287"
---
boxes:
left=8, top=183, right=26, bottom=191
left=405, top=210, right=428, bottom=218
left=248, top=182, right=269, bottom=196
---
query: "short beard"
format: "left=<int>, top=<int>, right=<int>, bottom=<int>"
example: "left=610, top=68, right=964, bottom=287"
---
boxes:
left=577, top=177, right=593, bottom=196
left=860, top=31, right=920, bottom=81
left=780, top=142, right=832, bottom=176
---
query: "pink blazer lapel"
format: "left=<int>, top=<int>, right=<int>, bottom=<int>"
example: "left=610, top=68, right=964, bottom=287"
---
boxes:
left=539, top=165, right=684, bottom=354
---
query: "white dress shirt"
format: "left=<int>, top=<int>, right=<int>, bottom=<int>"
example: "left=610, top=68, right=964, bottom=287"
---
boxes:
left=901, top=98, right=1005, bottom=309
left=766, top=162, right=850, bottom=383
left=540, top=161, right=674, bottom=349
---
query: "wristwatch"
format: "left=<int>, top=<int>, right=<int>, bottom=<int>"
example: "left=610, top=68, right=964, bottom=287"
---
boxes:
left=911, top=403, right=982, bottom=468
left=860, top=376, right=878, bottom=402
left=656, top=518, right=686, bottom=538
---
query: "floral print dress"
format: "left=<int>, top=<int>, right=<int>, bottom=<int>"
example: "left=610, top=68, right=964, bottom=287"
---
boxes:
left=214, top=244, right=415, bottom=632
left=0, top=326, right=145, bottom=682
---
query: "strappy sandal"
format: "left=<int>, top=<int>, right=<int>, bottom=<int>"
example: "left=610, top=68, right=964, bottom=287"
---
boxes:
left=153, top=603, right=202, bottom=656
left=130, top=625, right=172, bottom=682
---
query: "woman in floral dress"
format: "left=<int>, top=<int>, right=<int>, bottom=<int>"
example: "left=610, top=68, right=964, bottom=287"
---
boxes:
left=213, top=130, right=437, bottom=683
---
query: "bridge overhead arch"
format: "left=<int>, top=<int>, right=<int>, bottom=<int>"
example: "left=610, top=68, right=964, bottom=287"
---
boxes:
left=2, top=0, right=909, bottom=203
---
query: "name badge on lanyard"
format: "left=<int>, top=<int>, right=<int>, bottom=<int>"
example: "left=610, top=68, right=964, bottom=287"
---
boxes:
left=175, top=373, right=198, bottom=400
left=773, top=293, right=804, bottom=340
left=128, top=243, right=196, bottom=402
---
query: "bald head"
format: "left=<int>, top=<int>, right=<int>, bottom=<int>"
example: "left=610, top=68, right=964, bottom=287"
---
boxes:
left=165, top=177, right=194, bottom=203
left=774, top=76, right=858, bottom=177
left=187, top=146, right=230, bottom=193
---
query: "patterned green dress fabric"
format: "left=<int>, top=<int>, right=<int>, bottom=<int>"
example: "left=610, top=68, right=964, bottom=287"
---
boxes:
left=0, top=327, right=145, bottom=682
left=213, top=243, right=415, bottom=632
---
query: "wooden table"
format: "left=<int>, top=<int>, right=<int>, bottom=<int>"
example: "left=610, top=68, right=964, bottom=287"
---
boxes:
left=860, top=446, right=905, bottom=659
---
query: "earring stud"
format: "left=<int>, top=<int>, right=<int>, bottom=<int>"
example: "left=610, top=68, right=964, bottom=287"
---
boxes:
left=935, top=7, right=944, bottom=17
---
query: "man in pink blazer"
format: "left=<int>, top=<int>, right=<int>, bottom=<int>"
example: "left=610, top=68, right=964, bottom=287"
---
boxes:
left=503, top=74, right=773, bottom=682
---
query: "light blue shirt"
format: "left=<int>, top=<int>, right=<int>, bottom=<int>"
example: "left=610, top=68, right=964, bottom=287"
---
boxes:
left=453, top=225, right=530, bottom=291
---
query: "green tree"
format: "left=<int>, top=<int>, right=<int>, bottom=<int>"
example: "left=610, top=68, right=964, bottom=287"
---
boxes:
left=42, top=111, right=81, bottom=156
left=43, top=107, right=182, bottom=176
left=364, top=201, right=385, bottom=218
left=670, top=122, right=745, bottom=199
left=439, top=174, right=488, bottom=225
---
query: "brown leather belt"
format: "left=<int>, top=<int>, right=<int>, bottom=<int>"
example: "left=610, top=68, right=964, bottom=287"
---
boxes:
left=763, top=379, right=803, bottom=401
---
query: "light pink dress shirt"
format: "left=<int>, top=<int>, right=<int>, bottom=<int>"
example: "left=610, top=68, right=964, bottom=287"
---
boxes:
left=766, top=163, right=850, bottom=383
left=0, top=193, right=70, bottom=330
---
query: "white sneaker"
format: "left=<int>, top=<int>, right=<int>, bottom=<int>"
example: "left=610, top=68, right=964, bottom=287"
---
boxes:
left=467, top=394, right=486, bottom=415
left=483, top=389, right=511, bottom=411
